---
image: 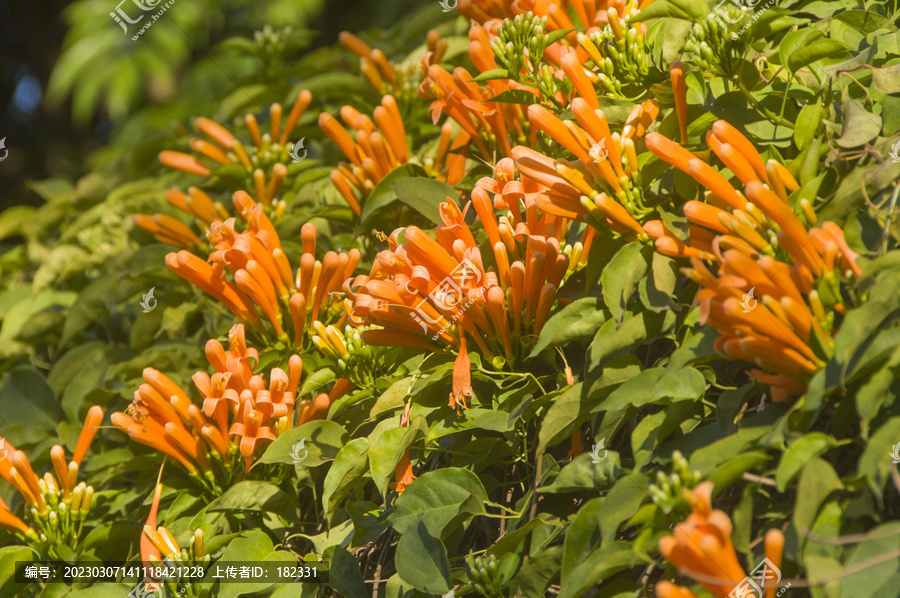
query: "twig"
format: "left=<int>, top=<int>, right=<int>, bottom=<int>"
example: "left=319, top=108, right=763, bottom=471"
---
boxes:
left=371, top=529, right=393, bottom=598
left=740, top=473, right=777, bottom=487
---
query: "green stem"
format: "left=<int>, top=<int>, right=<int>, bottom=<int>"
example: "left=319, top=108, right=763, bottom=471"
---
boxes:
left=735, top=77, right=794, bottom=129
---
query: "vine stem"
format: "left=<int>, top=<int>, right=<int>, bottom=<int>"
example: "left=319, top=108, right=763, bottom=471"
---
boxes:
left=735, top=77, right=794, bottom=128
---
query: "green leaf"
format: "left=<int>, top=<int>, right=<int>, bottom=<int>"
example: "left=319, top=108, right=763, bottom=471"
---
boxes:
left=776, top=433, right=831, bottom=492
left=630, top=0, right=708, bottom=22
left=560, top=498, right=603, bottom=582
left=833, top=10, right=889, bottom=34
left=596, top=473, right=650, bottom=544
left=706, top=452, right=770, bottom=492
left=358, top=164, right=429, bottom=228
left=368, top=427, right=407, bottom=497
left=389, top=468, right=487, bottom=537
left=322, top=438, right=370, bottom=523
left=490, top=89, right=541, bottom=104
left=0, top=206, right=37, bottom=241
left=602, top=241, right=648, bottom=321
left=0, top=366, right=65, bottom=448
left=214, top=530, right=295, bottom=598
left=794, top=102, right=822, bottom=151
left=391, top=177, right=458, bottom=225
left=865, top=63, right=900, bottom=95
left=394, top=518, right=452, bottom=594
left=299, top=367, right=336, bottom=396
left=517, top=546, right=562, bottom=598
left=838, top=522, right=900, bottom=598
left=256, top=420, right=349, bottom=467
left=793, top=458, right=842, bottom=538
left=471, top=68, right=510, bottom=82
left=538, top=452, right=620, bottom=493
left=837, top=96, right=882, bottom=148
left=528, top=297, right=607, bottom=357
left=370, top=376, right=414, bottom=418
left=207, top=481, right=294, bottom=515
left=638, top=252, right=677, bottom=313
left=545, top=29, right=574, bottom=45
left=0, top=546, right=33, bottom=595
left=858, top=417, right=900, bottom=498
left=559, top=541, right=638, bottom=598
left=327, top=545, right=369, bottom=598
left=787, top=39, right=849, bottom=73
left=600, top=367, right=705, bottom=412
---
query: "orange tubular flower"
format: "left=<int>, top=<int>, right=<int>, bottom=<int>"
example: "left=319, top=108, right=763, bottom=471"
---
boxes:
left=645, top=122, right=859, bottom=399
left=658, top=483, right=785, bottom=598
left=348, top=159, right=584, bottom=368
left=167, top=191, right=357, bottom=345
left=339, top=30, right=445, bottom=100
left=321, top=94, right=469, bottom=215
left=0, top=496, right=30, bottom=535
left=158, top=90, right=312, bottom=212
left=417, top=50, right=538, bottom=161
left=0, top=408, right=104, bottom=546
left=517, top=98, right=656, bottom=225
left=134, top=213, right=203, bottom=249
left=670, top=61, right=688, bottom=144
left=140, top=481, right=164, bottom=591
left=390, top=451, right=416, bottom=497
left=115, top=325, right=312, bottom=482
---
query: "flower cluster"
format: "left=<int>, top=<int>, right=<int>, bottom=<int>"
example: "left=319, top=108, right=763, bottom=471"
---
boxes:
left=112, top=324, right=306, bottom=484
left=138, top=481, right=210, bottom=594
left=158, top=90, right=312, bottom=207
left=577, top=6, right=652, bottom=97
left=319, top=94, right=467, bottom=214
left=657, top=482, right=785, bottom=598
left=338, top=30, right=445, bottom=110
left=0, top=407, right=103, bottom=558
left=514, top=98, right=658, bottom=227
left=644, top=121, right=860, bottom=399
left=166, top=191, right=357, bottom=345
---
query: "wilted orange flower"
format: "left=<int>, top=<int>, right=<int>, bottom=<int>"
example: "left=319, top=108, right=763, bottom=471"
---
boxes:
left=645, top=122, right=860, bottom=399
left=389, top=401, right=416, bottom=495
left=658, top=482, right=785, bottom=598
left=167, top=190, right=358, bottom=345
left=159, top=90, right=312, bottom=209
